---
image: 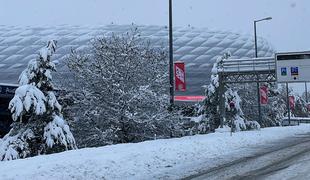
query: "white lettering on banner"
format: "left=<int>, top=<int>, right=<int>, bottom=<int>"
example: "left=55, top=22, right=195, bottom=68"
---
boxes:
left=175, top=66, right=185, bottom=83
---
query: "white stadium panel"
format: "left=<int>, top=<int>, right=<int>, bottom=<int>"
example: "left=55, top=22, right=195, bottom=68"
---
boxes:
left=0, top=25, right=275, bottom=95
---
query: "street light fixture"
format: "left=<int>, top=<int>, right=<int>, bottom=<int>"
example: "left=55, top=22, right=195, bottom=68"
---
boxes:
left=254, top=16, right=272, bottom=124
left=254, top=17, right=272, bottom=58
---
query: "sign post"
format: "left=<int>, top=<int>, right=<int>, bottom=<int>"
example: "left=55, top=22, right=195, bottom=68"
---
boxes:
left=286, top=82, right=291, bottom=125
left=174, top=61, right=186, bottom=92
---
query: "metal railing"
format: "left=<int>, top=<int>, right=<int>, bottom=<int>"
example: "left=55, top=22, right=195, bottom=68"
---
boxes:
left=218, top=57, right=275, bottom=73
left=282, top=117, right=310, bottom=126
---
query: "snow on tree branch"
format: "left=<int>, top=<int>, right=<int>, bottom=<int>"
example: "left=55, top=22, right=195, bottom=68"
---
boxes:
left=9, top=85, right=46, bottom=121
left=44, top=114, right=75, bottom=149
left=1, top=40, right=76, bottom=161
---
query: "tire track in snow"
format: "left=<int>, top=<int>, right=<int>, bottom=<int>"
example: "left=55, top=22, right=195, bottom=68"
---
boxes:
left=183, top=133, right=310, bottom=180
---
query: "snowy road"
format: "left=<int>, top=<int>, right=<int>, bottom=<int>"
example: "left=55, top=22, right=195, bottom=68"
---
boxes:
left=1, top=125, right=310, bottom=180
left=185, top=133, right=310, bottom=180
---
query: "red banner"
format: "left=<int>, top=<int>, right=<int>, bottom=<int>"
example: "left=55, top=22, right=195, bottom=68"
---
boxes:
left=289, top=96, right=295, bottom=109
left=260, top=85, right=268, bottom=105
left=174, top=62, right=186, bottom=91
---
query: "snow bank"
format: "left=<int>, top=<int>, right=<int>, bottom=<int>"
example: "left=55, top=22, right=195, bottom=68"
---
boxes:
left=0, top=124, right=310, bottom=180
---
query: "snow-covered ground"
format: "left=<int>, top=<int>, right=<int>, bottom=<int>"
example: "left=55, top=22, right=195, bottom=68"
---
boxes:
left=0, top=124, right=310, bottom=180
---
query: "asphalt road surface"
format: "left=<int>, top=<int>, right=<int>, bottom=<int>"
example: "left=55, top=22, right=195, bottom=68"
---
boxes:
left=183, top=133, right=310, bottom=180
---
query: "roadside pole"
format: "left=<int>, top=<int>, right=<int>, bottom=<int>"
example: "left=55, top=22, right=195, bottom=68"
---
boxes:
left=286, top=82, right=291, bottom=125
left=219, top=76, right=225, bottom=128
left=305, top=82, right=308, bottom=103
left=168, top=0, right=174, bottom=109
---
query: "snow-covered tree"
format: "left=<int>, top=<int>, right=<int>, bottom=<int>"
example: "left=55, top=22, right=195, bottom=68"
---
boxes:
left=198, top=53, right=260, bottom=132
left=239, top=81, right=310, bottom=127
left=0, top=40, right=76, bottom=161
left=301, top=90, right=310, bottom=104
left=261, top=84, right=286, bottom=126
left=63, top=28, right=176, bottom=146
left=292, top=95, right=309, bottom=117
left=237, top=82, right=284, bottom=127
left=281, top=85, right=309, bottom=118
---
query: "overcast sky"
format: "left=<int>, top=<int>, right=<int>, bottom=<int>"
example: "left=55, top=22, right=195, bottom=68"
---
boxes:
left=0, top=0, right=309, bottom=52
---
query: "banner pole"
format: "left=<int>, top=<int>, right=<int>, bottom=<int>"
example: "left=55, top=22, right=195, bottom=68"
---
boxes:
left=286, top=82, right=291, bottom=125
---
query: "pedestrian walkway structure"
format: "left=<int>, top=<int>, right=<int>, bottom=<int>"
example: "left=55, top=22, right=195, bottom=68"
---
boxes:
left=218, top=57, right=276, bottom=83
left=217, top=56, right=276, bottom=127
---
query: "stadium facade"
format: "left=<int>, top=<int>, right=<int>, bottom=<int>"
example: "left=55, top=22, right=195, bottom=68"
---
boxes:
left=0, top=25, right=274, bottom=136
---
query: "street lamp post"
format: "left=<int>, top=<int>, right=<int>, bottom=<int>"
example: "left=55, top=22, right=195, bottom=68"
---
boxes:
left=169, top=0, right=174, bottom=108
left=254, top=17, right=272, bottom=58
left=254, top=16, right=272, bottom=124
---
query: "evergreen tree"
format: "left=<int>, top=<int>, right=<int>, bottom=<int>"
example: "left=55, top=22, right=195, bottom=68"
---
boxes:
left=262, top=84, right=286, bottom=126
left=0, top=40, right=76, bottom=161
left=198, top=53, right=260, bottom=132
left=290, top=94, right=308, bottom=118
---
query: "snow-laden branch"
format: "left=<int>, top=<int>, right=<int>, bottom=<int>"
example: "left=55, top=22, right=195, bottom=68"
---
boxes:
left=9, top=85, right=46, bottom=121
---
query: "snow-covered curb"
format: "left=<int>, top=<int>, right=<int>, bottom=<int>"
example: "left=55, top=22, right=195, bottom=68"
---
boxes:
left=0, top=124, right=310, bottom=180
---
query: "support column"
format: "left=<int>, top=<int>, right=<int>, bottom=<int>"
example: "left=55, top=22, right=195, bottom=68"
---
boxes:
left=257, top=75, right=262, bottom=124
left=305, top=82, right=308, bottom=103
left=286, top=82, right=291, bottom=125
left=168, top=0, right=174, bottom=108
left=219, top=75, right=225, bottom=128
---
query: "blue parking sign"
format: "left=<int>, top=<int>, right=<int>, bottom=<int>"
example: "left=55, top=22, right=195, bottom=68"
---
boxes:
left=281, top=67, right=287, bottom=76
left=291, top=67, right=299, bottom=76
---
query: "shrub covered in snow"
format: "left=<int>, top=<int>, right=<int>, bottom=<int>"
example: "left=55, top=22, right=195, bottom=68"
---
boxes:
left=0, top=40, right=76, bottom=161
left=62, top=28, right=179, bottom=147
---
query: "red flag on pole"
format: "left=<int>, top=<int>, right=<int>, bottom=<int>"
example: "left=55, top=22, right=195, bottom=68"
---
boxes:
left=174, top=61, right=186, bottom=91
left=260, top=85, right=268, bottom=105
left=289, top=96, right=295, bottom=109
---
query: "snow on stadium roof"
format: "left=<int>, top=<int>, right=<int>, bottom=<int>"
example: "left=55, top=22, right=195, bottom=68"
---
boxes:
left=0, top=24, right=274, bottom=95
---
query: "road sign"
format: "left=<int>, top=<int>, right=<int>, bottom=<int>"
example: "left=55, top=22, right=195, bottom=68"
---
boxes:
left=174, top=61, right=186, bottom=91
left=291, top=67, right=299, bottom=76
left=276, top=51, right=310, bottom=82
left=281, top=67, right=287, bottom=76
